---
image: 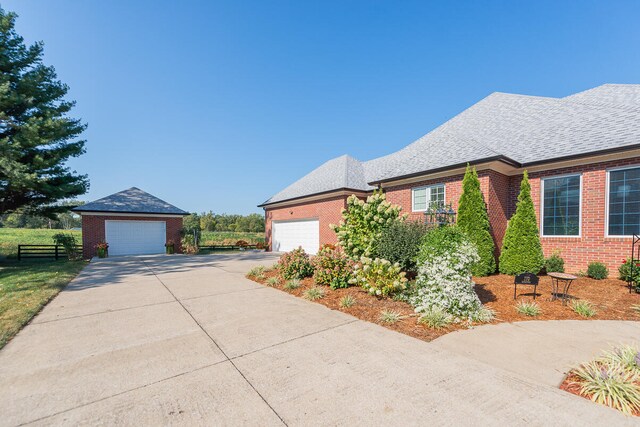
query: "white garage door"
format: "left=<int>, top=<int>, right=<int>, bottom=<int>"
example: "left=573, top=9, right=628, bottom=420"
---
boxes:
left=272, top=219, right=320, bottom=254
left=105, top=220, right=166, bottom=256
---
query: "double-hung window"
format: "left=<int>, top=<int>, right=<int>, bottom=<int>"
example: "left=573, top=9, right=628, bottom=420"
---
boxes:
left=541, top=174, right=581, bottom=236
left=608, top=167, right=640, bottom=236
left=412, top=184, right=445, bottom=212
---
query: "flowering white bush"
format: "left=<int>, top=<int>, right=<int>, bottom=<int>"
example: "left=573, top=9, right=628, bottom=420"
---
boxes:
left=331, top=191, right=404, bottom=259
left=410, top=226, right=492, bottom=321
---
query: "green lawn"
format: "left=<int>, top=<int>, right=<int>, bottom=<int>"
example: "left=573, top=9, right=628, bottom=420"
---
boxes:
left=0, top=259, right=86, bottom=349
left=200, top=231, right=264, bottom=245
left=0, top=228, right=82, bottom=259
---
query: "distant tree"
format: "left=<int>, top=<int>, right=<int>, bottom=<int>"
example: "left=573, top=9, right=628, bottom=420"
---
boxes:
left=499, top=171, right=545, bottom=274
left=0, top=8, right=88, bottom=216
left=457, top=165, right=496, bottom=276
left=182, top=213, right=202, bottom=244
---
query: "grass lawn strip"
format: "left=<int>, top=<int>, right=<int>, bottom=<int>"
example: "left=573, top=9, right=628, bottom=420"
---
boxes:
left=0, top=260, right=86, bottom=349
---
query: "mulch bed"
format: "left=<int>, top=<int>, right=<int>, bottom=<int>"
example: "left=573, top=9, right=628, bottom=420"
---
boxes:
left=250, top=270, right=640, bottom=342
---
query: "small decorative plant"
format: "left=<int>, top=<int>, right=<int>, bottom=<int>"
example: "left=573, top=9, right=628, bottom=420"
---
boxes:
left=339, top=295, right=356, bottom=308
left=571, top=300, right=597, bottom=318
left=278, top=247, right=314, bottom=280
left=303, top=286, right=325, bottom=301
left=587, top=261, right=608, bottom=280
left=95, top=242, right=109, bottom=258
left=516, top=301, right=541, bottom=317
left=236, top=240, right=249, bottom=249
left=165, top=240, right=175, bottom=254
left=349, top=257, right=407, bottom=297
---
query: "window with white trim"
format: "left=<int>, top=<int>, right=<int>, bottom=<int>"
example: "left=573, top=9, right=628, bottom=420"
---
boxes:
left=541, top=175, right=581, bottom=236
left=608, top=167, right=640, bottom=236
left=412, top=184, right=445, bottom=212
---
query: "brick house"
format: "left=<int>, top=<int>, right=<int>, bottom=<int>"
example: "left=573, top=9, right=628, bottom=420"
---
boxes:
left=73, top=187, right=188, bottom=258
left=260, top=84, right=640, bottom=273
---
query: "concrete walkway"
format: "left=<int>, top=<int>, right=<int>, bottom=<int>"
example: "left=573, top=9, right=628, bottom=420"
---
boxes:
left=0, top=254, right=637, bottom=426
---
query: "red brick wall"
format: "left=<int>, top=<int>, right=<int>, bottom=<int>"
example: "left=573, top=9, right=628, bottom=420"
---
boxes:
left=510, top=158, right=640, bottom=274
left=264, top=196, right=350, bottom=251
left=81, top=215, right=183, bottom=259
left=383, top=170, right=509, bottom=263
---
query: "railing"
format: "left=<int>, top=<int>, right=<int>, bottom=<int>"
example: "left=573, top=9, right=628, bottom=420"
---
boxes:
left=17, top=245, right=83, bottom=261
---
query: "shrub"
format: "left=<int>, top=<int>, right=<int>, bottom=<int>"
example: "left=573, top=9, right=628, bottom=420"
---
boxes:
left=303, top=286, right=325, bottom=300
left=284, top=278, right=301, bottom=290
left=349, top=257, right=407, bottom=297
left=181, top=234, right=199, bottom=254
left=571, top=360, right=640, bottom=415
left=236, top=240, right=248, bottom=248
left=375, top=221, right=430, bottom=273
left=545, top=252, right=565, bottom=273
left=379, top=310, right=402, bottom=323
left=587, top=261, right=608, bottom=280
left=418, top=308, right=453, bottom=329
left=571, top=300, right=597, bottom=318
left=278, top=247, right=314, bottom=280
left=470, top=307, right=495, bottom=323
left=618, top=258, right=640, bottom=284
left=312, top=245, right=354, bottom=289
left=255, top=241, right=266, bottom=250
left=331, top=191, right=403, bottom=259
left=499, top=171, right=544, bottom=275
left=339, top=295, right=356, bottom=308
left=411, top=226, right=489, bottom=321
left=52, top=233, right=81, bottom=260
left=457, top=165, right=496, bottom=276
left=516, top=301, right=541, bottom=317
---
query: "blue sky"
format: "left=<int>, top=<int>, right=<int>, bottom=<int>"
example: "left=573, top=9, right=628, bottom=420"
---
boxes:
left=4, top=0, right=640, bottom=214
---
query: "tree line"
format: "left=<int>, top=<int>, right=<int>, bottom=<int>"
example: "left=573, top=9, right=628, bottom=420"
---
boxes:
left=189, top=212, right=264, bottom=233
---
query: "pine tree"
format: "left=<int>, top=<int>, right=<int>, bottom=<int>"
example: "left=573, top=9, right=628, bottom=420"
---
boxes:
left=0, top=8, right=88, bottom=216
left=457, top=165, right=495, bottom=276
left=499, top=171, right=545, bottom=274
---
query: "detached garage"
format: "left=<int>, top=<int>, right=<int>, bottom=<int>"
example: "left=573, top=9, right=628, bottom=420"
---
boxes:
left=73, top=187, right=189, bottom=258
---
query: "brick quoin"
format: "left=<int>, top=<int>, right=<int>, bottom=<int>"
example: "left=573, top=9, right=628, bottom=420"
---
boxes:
left=264, top=157, right=640, bottom=274
left=80, top=215, right=183, bottom=259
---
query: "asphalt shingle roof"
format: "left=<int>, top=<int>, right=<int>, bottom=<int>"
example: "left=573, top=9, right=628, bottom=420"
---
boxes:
left=73, top=187, right=189, bottom=215
left=262, top=84, right=640, bottom=206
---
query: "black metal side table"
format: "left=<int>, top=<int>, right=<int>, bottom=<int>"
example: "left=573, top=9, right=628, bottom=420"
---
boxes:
left=548, top=272, right=577, bottom=305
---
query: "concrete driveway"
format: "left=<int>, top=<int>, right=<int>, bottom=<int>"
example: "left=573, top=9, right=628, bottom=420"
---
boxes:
left=0, top=253, right=638, bottom=426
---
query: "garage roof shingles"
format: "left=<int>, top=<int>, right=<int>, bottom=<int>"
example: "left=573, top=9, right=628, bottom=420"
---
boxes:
left=262, top=84, right=640, bottom=206
left=73, top=187, right=189, bottom=215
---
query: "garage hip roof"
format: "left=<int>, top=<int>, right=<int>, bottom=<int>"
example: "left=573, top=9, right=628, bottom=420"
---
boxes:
left=260, top=84, right=640, bottom=207
left=72, top=187, right=189, bottom=215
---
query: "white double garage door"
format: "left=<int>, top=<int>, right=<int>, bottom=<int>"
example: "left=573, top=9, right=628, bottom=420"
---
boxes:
left=272, top=219, right=320, bottom=255
left=105, top=220, right=166, bottom=256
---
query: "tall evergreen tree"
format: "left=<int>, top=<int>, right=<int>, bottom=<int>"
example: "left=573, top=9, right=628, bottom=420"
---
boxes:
left=499, top=171, right=544, bottom=274
left=457, top=165, right=495, bottom=276
left=0, top=8, right=88, bottom=216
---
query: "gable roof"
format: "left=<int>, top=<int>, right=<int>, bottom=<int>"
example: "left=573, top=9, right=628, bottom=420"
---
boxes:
left=261, top=84, right=640, bottom=206
left=73, top=187, right=189, bottom=215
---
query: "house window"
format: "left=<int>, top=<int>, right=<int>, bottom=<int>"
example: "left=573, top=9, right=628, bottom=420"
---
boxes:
left=608, top=167, right=640, bottom=236
left=412, top=184, right=445, bottom=212
left=541, top=175, right=581, bottom=236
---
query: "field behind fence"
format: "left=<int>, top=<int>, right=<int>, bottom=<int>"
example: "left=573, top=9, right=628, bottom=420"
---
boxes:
left=0, top=228, right=82, bottom=259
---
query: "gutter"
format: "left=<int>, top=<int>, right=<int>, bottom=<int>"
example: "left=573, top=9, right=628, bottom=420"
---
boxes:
left=258, top=187, right=371, bottom=208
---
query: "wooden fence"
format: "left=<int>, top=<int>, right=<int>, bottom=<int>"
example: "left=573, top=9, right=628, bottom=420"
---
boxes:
left=17, top=245, right=83, bottom=261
